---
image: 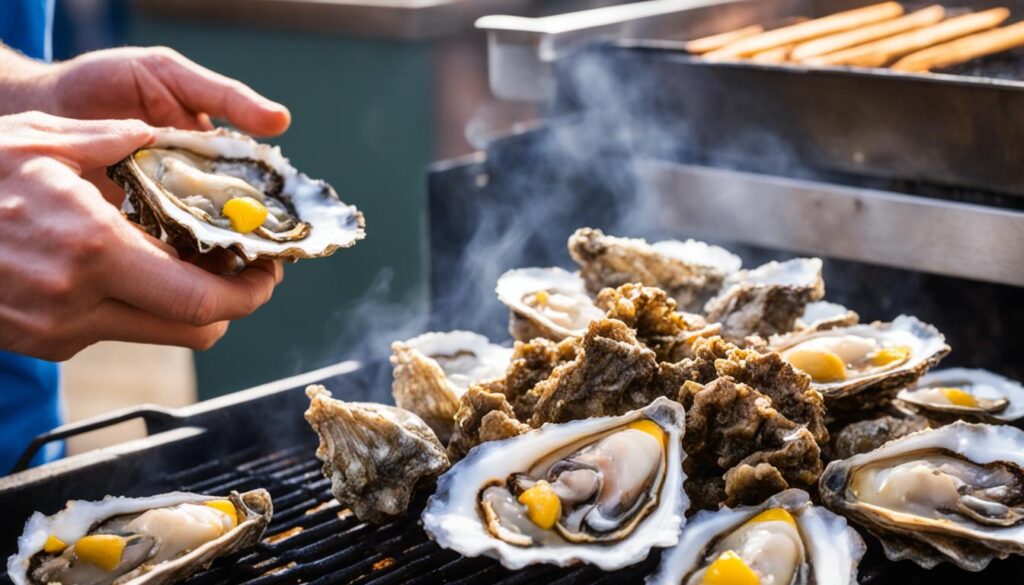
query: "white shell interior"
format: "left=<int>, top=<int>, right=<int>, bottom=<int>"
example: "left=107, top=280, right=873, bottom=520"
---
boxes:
left=403, top=330, right=512, bottom=390
left=422, top=397, right=688, bottom=570
left=899, top=368, right=1024, bottom=422
left=649, top=239, right=742, bottom=274
left=722, top=257, right=823, bottom=290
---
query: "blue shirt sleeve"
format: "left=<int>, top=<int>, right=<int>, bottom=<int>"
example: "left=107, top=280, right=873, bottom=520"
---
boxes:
left=0, top=0, right=54, bottom=60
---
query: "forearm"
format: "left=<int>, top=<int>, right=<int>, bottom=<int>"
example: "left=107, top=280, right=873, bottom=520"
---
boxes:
left=0, top=43, right=57, bottom=116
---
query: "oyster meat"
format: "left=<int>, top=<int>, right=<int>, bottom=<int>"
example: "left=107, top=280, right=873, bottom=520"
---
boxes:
left=391, top=331, right=512, bottom=442
left=820, top=422, right=1024, bottom=571
left=705, top=258, right=825, bottom=341
left=648, top=489, right=865, bottom=585
left=304, top=385, right=449, bottom=523
left=568, top=227, right=741, bottom=311
left=109, top=128, right=364, bottom=261
left=496, top=267, right=605, bottom=341
left=896, top=368, right=1024, bottom=424
left=423, top=398, right=687, bottom=570
left=8, top=489, right=271, bottom=585
left=771, top=315, right=950, bottom=411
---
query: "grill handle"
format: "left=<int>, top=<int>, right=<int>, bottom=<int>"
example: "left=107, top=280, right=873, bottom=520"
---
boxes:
left=11, top=405, right=180, bottom=474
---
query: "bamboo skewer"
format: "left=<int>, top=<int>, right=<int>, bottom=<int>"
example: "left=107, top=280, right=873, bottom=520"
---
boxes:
left=685, top=24, right=765, bottom=54
left=806, top=8, right=1011, bottom=67
left=790, top=5, right=945, bottom=62
left=891, top=20, right=1024, bottom=71
left=705, top=2, right=905, bottom=59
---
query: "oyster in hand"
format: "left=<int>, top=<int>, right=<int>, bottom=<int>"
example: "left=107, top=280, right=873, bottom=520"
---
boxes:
left=304, top=385, right=449, bottom=523
left=8, top=490, right=271, bottom=585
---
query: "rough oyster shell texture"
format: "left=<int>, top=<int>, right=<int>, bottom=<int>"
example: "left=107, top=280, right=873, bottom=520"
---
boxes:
left=108, top=128, right=365, bottom=261
left=8, top=490, right=272, bottom=585
left=423, top=397, right=688, bottom=570
left=830, top=415, right=930, bottom=460
left=304, top=385, right=449, bottom=523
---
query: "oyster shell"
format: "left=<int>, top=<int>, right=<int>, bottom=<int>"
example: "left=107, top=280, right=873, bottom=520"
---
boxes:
left=422, top=397, right=687, bottom=570
left=109, top=128, right=364, bottom=261
left=770, top=315, right=950, bottom=411
left=794, top=301, right=859, bottom=334
left=705, top=258, right=825, bottom=341
left=391, top=331, right=512, bottom=442
left=447, top=384, right=531, bottom=461
left=896, top=368, right=1024, bottom=424
left=820, top=422, right=1024, bottom=571
left=568, top=227, right=741, bottom=311
left=648, top=489, right=865, bottom=585
left=304, top=385, right=449, bottom=523
left=8, top=489, right=271, bottom=585
left=496, top=267, right=605, bottom=341
left=830, top=415, right=930, bottom=460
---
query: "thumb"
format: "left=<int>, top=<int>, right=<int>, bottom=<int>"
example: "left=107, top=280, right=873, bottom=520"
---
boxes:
left=54, top=117, right=156, bottom=171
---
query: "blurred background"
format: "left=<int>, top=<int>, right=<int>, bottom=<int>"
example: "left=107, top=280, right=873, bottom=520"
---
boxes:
left=57, top=0, right=624, bottom=453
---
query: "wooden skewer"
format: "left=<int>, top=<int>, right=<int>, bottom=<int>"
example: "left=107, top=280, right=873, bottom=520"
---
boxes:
left=790, top=5, right=946, bottom=62
left=704, top=2, right=905, bottom=59
left=685, top=24, right=765, bottom=54
left=891, top=20, right=1024, bottom=71
left=807, top=7, right=1011, bottom=67
left=751, top=44, right=795, bottom=63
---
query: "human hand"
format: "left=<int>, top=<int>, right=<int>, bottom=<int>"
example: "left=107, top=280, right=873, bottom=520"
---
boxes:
left=0, top=112, right=284, bottom=361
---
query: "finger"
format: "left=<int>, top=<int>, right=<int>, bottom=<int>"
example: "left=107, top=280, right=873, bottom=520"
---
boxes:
left=152, top=51, right=290, bottom=136
left=78, top=299, right=230, bottom=350
left=103, top=227, right=279, bottom=325
left=39, top=116, right=156, bottom=171
left=183, top=248, right=243, bottom=275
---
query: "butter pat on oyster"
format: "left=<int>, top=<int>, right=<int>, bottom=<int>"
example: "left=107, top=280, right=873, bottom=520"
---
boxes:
left=7, top=490, right=271, bottom=585
left=109, top=128, right=364, bottom=261
left=896, top=368, right=1024, bottom=424
left=423, top=397, right=687, bottom=570
left=496, top=267, right=604, bottom=341
left=648, top=489, right=864, bottom=585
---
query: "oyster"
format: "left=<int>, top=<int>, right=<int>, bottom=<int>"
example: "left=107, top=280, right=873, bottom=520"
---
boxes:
left=648, top=489, right=865, bottom=585
left=794, top=301, right=859, bottom=333
left=896, top=368, right=1024, bottom=424
left=705, top=258, right=825, bottom=341
left=568, top=227, right=741, bottom=311
left=770, top=315, right=950, bottom=411
left=304, top=385, right=449, bottom=523
left=447, top=384, right=531, bottom=461
left=820, top=422, right=1024, bottom=571
left=423, top=397, right=687, bottom=570
left=391, top=331, right=512, bottom=442
left=831, top=415, right=930, bottom=460
left=496, top=267, right=605, bottom=341
left=109, top=128, right=364, bottom=261
left=8, top=489, right=271, bottom=585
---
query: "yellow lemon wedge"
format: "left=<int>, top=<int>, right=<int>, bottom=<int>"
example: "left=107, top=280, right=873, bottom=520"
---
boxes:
left=74, top=534, right=126, bottom=571
left=205, top=499, right=239, bottom=528
left=745, top=507, right=796, bottom=528
left=939, top=387, right=979, bottom=408
left=517, top=481, right=561, bottom=530
left=43, top=535, right=67, bottom=554
left=222, top=196, right=268, bottom=234
left=628, top=419, right=666, bottom=446
left=786, top=348, right=847, bottom=383
left=870, top=345, right=911, bottom=367
left=703, top=550, right=760, bottom=585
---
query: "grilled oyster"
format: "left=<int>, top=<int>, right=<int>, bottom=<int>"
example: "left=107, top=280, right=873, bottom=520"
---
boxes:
left=896, top=368, right=1024, bottom=424
left=771, top=315, right=949, bottom=411
left=648, top=489, right=865, bottom=585
left=496, top=267, right=604, bottom=341
left=794, top=301, right=859, bottom=333
left=820, top=422, right=1024, bottom=571
left=423, top=398, right=687, bottom=570
left=705, top=258, right=825, bottom=341
left=8, top=490, right=271, bottom=585
left=391, top=331, right=512, bottom=442
left=830, top=415, right=930, bottom=460
left=568, top=227, right=741, bottom=311
left=304, top=385, right=449, bottom=523
left=109, top=128, right=364, bottom=261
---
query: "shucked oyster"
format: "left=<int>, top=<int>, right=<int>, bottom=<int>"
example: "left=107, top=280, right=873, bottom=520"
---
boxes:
left=896, top=368, right=1024, bottom=424
left=648, top=489, right=865, bottom=585
left=496, top=267, right=605, bottom=341
left=304, top=385, right=449, bottom=523
left=109, top=128, right=365, bottom=261
left=820, top=422, right=1024, bottom=571
left=391, top=331, right=512, bottom=442
left=568, top=227, right=741, bottom=312
left=423, top=398, right=687, bottom=570
left=8, top=490, right=271, bottom=585
left=771, top=315, right=949, bottom=411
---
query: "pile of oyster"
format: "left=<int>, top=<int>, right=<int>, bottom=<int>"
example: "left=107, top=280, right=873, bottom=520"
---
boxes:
left=298, top=226, right=1024, bottom=579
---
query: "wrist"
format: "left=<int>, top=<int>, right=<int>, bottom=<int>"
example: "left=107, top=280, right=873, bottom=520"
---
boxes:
left=0, top=45, right=59, bottom=116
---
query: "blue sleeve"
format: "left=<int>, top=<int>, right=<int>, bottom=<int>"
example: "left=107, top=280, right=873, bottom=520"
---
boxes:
left=0, top=0, right=55, bottom=61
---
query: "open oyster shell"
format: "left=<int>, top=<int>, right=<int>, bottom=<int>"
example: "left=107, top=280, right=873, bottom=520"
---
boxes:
left=648, top=489, right=865, bottom=585
left=820, top=422, right=1024, bottom=571
left=109, top=128, right=365, bottom=261
left=422, top=397, right=687, bottom=570
left=304, top=385, right=449, bottom=523
left=705, top=258, right=825, bottom=341
left=793, top=301, right=860, bottom=334
left=896, top=368, right=1024, bottom=424
left=8, top=489, right=271, bottom=585
left=390, top=331, right=512, bottom=442
left=496, top=267, right=605, bottom=341
left=770, top=315, right=950, bottom=411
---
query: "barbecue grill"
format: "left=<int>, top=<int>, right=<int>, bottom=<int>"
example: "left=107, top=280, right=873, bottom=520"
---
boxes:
left=5, top=0, right=1024, bottom=582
